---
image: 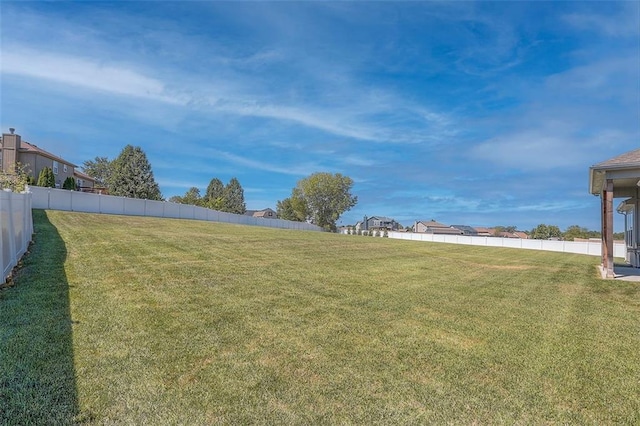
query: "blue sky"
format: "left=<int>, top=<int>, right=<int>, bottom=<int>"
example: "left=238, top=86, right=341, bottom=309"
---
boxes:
left=1, top=1, right=638, bottom=231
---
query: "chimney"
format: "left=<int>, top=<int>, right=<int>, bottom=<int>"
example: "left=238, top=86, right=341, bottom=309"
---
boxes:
left=1, top=129, right=21, bottom=173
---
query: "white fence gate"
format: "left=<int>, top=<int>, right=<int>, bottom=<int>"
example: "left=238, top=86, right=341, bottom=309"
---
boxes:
left=1, top=190, right=33, bottom=283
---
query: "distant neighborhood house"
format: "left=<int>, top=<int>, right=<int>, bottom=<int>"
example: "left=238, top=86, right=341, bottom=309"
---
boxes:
left=355, top=215, right=402, bottom=232
left=414, top=220, right=463, bottom=235
left=473, top=227, right=494, bottom=237
left=1, top=129, right=95, bottom=191
left=450, top=225, right=479, bottom=236
left=244, top=208, right=278, bottom=219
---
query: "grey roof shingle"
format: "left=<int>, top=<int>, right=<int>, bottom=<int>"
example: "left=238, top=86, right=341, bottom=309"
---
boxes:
left=592, top=148, right=640, bottom=169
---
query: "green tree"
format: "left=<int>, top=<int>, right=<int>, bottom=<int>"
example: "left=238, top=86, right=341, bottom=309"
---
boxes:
left=563, top=225, right=589, bottom=241
left=530, top=224, right=563, bottom=240
left=204, top=178, right=225, bottom=210
left=37, top=166, right=56, bottom=188
left=62, top=176, right=77, bottom=190
left=280, top=172, right=357, bottom=232
left=276, top=189, right=308, bottom=222
left=222, top=177, right=246, bottom=214
left=107, top=145, right=162, bottom=200
left=0, top=162, right=32, bottom=192
left=82, top=156, right=112, bottom=188
left=181, top=187, right=202, bottom=206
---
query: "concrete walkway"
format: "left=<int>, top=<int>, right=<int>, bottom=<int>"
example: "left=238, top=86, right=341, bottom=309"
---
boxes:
left=612, top=265, right=640, bottom=281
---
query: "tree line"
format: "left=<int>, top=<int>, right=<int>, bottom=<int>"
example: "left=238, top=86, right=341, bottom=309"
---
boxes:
left=168, top=178, right=246, bottom=214
left=495, top=224, right=623, bottom=241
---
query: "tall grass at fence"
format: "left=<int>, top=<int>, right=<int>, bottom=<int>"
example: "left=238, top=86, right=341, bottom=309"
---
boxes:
left=1, top=210, right=639, bottom=424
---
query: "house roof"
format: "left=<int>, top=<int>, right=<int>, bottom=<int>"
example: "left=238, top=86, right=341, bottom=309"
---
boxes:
left=589, top=148, right=640, bottom=197
left=253, top=209, right=276, bottom=218
left=474, top=227, right=494, bottom=234
left=245, top=208, right=276, bottom=218
left=417, top=220, right=449, bottom=228
left=20, top=141, right=77, bottom=168
left=592, top=149, right=640, bottom=169
left=369, top=216, right=395, bottom=222
left=451, top=225, right=478, bottom=233
left=73, top=170, right=96, bottom=182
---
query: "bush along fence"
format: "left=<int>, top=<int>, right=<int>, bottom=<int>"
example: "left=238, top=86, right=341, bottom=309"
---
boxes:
left=1, top=190, right=33, bottom=284
left=27, top=186, right=322, bottom=232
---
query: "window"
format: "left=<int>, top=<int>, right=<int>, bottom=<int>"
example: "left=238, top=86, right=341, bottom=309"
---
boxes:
left=63, top=164, right=68, bottom=173
left=53, top=161, right=59, bottom=175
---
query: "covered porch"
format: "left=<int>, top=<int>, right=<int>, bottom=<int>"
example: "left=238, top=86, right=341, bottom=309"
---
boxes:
left=589, top=149, right=640, bottom=278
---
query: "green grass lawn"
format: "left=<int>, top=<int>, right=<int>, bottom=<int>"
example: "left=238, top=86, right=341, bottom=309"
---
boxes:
left=2, top=210, right=639, bottom=424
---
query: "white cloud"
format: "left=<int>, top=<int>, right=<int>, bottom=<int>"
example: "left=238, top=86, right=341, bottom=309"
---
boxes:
left=563, top=5, right=640, bottom=38
left=1, top=48, right=186, bottom=104
left=206, top=150, right=320, bottom=176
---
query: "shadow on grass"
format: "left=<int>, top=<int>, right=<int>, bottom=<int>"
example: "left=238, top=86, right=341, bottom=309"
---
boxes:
left=0, top=210, right=79, bottom=424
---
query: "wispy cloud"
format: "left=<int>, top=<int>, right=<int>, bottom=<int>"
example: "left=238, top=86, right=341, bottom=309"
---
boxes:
left=205, top=149, right=320, bottom=176
left=563, top=3, right=640, bottom=38
left=1, top=48, right=185, bottom=104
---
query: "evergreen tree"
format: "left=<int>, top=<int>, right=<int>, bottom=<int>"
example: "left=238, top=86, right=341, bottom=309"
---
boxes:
left=37, top=167, right=56, bottom=188
left=181, top=187, right=202, bottom=206
left=204, top=178, right=225, bottom=210
left=223, top=177, right=246, bottom=214
left=107, top=145, right=162, bottom=200
left=62, top=176, right=77, bottom=190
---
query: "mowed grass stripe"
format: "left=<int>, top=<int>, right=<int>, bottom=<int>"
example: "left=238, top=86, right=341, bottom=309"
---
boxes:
left=1, top=210, right=639, bottom=424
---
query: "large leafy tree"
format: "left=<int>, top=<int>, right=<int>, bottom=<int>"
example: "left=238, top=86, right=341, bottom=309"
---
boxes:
left=204, top=177, right=225, bottom=210
left=82, top=156, right=112, bottom=188
left=530, top=224, right=563, bottom=240
left=223, top=177, right=246, bottom=214
left=107, top=145, right=162, bottom=200
left=279, top=172, right=357, bottom=231
left=276, top=188, right=308, bottom=222
left=37, top=166, right=56, bottom=188
left=563, top=225, right=599, bottom=241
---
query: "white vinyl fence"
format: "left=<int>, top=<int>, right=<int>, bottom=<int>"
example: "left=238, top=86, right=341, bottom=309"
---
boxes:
left=386, top=231, right=626, bottom=258
left=28, top=186, right=322, bottom=232
left=1, top=190, right=33, bottom=283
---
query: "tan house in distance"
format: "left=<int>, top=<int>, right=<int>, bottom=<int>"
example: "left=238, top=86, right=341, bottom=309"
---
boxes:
left=245, top=208, right=278, bottom=219
left=414, top=220, right=463, bottom=235
left=0, top=128, right=95, bottom=191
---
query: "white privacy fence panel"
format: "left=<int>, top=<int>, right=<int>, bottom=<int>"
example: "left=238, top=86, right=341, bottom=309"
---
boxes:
left=27, top=186, right=322, bottom=232
left=1, top=190, right=33, bottom=283
left=387, top=231, right=626, bottom=258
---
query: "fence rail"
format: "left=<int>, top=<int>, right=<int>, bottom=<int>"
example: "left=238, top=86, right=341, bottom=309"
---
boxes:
left=1, top=190, right=33, bottom=283
left=27, top=186, right=322, bottom=232
left=385, top=230, right=626, bottom=258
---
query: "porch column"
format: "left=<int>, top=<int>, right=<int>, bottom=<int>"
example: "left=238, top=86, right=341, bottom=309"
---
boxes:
left=602, top=179, right=614, bottom=278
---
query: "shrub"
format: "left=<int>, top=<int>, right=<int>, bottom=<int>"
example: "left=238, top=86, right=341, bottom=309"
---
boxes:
left=62, top=177, right=77, bottom=190
left=37, top=167, right=55, bottom=188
